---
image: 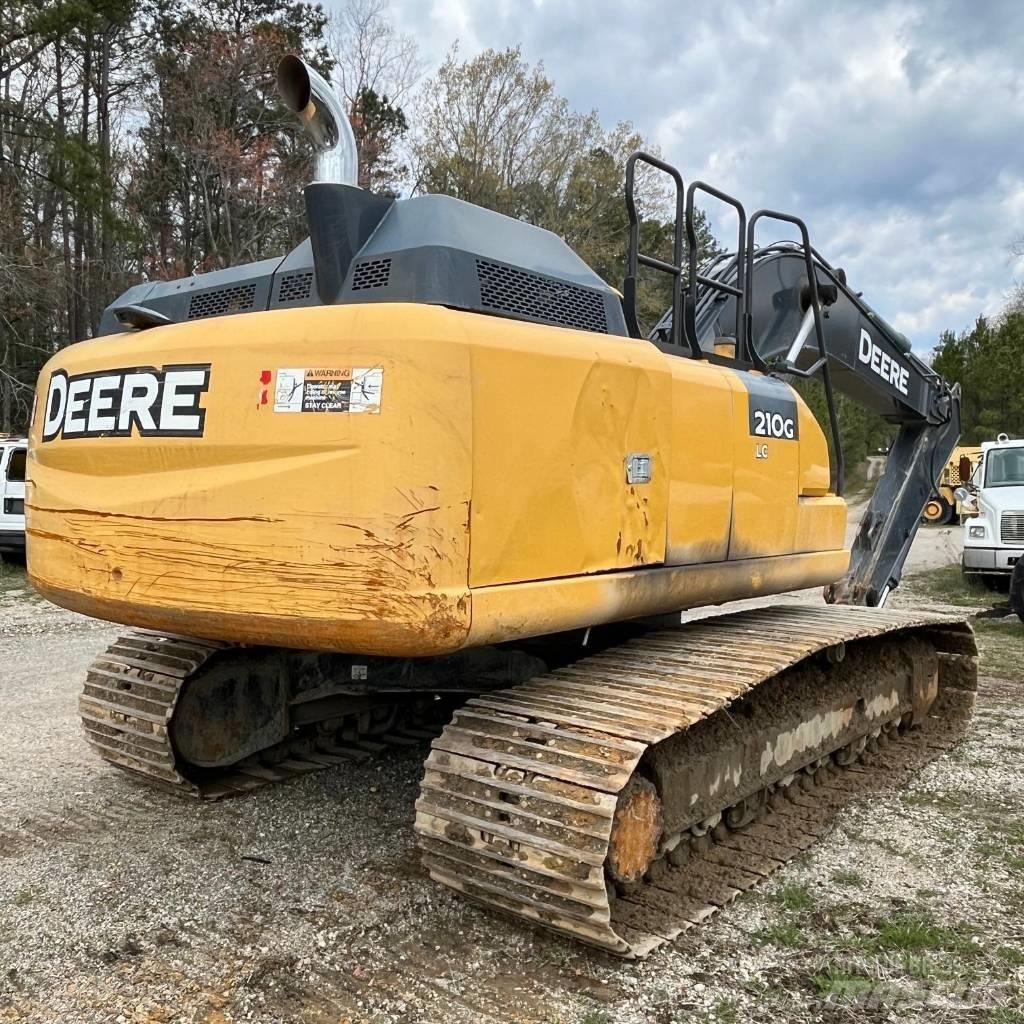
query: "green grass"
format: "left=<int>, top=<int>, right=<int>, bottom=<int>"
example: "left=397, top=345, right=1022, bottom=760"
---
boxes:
left=901, top=564, right=995, bottom=609
left=974, top=818, right=1024, bottom=869
left=902, top=790, right=968, bottom=812
left=706, top=999, right=739, bottom=1024
left=807, top=914, right=994, bottom=1003
left=580, top=1011, right=613, bottom=1024
left=996, top=946, right=1024, bottom=967
left=831, top=869, right=866, bottom=888
left=771, top=881, right=815, bottom=912
left=751, top=883, right=814, bottom=947
left=986, top=1011, right=1024, bottom=1024
left=859, top=912, right=981, bottom=957
left=0, top=557, right=46, bottom=606
left=896, top=564, right=1022, bottom=678
left=0, top=557, right=28, bottom=594
left=13, top=887, right=37, bottom=907
left=970, top=618, right=1024, bottom=679
left=812, top=963, right=876, bottom=998
left=755, top=921, right=805, bottom=948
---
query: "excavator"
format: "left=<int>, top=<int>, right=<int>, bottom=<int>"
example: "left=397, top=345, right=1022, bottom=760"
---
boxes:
left=25, top=57, right=977, bottom=956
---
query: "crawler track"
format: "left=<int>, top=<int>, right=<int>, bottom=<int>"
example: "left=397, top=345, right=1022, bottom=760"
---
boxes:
left=79, top=633, right=441, bottom=798
left=414, top=604, right=977, bottom=956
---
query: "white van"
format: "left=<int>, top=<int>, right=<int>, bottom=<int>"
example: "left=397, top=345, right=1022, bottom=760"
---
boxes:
left=0, top=436, right=27, bottom=558
left=960, top=434, right=1024, bottom=589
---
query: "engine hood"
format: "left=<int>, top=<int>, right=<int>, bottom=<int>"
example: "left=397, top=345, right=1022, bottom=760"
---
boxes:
left=980, top=485, right=1024, bottom=518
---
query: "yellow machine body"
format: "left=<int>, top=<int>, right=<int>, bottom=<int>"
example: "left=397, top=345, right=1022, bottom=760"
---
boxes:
left=942, top=445, right=982, bottom=513
left=26, top=303, right=848, bottom=655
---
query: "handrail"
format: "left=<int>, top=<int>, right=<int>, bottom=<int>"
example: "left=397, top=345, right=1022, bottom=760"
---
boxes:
left=623, top=152, right=699, bottom=356
left=684, top=181, right=747, bottom=359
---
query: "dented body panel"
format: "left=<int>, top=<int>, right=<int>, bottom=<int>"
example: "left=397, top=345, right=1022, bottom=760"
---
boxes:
left=28, top=302, right=847, bottom=654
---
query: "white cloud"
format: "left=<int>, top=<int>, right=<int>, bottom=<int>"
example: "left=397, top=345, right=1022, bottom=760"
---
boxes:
left=332, top=0, right=1024, bottom=349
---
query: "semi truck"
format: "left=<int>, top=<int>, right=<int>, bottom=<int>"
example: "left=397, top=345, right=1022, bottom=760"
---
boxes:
left=959, top=434, right=1024, bottom=590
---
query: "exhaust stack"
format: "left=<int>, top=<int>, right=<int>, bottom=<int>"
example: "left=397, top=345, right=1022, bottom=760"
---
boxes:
left=277, top=54, right=358, bottom=186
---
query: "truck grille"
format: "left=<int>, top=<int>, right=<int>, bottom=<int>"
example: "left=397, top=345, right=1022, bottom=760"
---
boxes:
left=1001, top=511, right=1024, bottom=545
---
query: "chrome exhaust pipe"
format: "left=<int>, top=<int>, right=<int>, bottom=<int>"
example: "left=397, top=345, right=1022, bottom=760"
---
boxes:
left=276, top=54, right=358, bottom=186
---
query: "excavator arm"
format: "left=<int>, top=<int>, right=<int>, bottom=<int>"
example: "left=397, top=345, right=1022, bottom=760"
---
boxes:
left=624, top=153, right=962, bottom=607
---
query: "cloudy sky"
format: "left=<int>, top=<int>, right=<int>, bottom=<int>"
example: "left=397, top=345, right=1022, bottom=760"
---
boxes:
left=352, top=0, right=1024, bottom=353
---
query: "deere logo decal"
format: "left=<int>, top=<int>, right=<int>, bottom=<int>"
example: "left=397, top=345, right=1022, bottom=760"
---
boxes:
left=41, top=364, right=211, bottom=441
left=858, top=329, right=909, bottom=396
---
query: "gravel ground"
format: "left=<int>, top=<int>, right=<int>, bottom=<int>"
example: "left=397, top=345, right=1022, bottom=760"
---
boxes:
left=1, top=525, right=1022, bottom=1024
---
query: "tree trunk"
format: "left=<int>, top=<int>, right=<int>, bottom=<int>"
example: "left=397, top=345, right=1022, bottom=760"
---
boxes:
left=97, top=22, right=112, bottom=335
left=72, top=22, right=92, bottom=343
left=55, top=25, right=74, bottom=348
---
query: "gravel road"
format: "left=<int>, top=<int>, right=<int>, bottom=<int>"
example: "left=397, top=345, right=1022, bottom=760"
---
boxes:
left=1, top=520, right=1021, bottom=1024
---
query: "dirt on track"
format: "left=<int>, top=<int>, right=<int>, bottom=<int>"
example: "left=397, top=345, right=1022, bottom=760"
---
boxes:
left=1, top=529, right=1022, bottom=1023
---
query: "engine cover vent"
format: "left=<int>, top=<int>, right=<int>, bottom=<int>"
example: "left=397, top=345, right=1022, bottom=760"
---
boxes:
left=475, top=259, right=608, bottom=334
left=352, top=258, right=392, bottom=290
left=276, top=271, right=314, bottom=303
left=187, top=284, right=257, bottom=320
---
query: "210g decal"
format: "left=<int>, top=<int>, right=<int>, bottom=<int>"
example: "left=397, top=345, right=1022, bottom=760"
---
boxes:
left=752, top=408, right=796, bottom=439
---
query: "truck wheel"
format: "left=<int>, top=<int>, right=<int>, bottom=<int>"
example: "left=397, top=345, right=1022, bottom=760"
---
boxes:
left=982, top=574, right=1010, bottom=593
left=922, top=495, right=953, bottom=525
left=1011, top=563, right=1024, bottom=624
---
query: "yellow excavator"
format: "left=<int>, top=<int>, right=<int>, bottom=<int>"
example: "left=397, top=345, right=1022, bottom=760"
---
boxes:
left=25, top=58, right=977, bottom=956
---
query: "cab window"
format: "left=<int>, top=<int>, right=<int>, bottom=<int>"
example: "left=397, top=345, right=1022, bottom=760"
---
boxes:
left=985, top=448, right=1024, bottom=488
left=5, top=448, right=26, bottom=482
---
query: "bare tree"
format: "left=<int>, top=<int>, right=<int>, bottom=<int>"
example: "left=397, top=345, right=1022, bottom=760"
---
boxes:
left=327, top=0, right=421, bottom=191
left=1006, top=234, right=1024, bottom=314
left=327, top=0, right=422, bottom=109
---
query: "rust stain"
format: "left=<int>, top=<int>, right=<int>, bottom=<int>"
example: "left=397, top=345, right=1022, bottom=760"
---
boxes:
left=608, top=781, right=662, bottom=883
left=26, top=526, right=107, bottom=555
left=28, top=503, right=280, bottom=524
left=394, top=486, right=426, bottom=511
left=396, top=505, right=442, bottom=528
left=28, top=497, right=474, bottom=656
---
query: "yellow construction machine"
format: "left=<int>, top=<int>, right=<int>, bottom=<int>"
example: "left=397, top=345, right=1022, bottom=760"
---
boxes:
left=24, top=57, right=977, bottom=956
left=922, top=445, right=982, bottom=524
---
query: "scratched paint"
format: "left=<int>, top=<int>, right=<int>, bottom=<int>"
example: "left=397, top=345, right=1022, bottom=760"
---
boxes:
left=27, top=305, right=476, bottom=655
left=27, top=301, right=852, bottom=658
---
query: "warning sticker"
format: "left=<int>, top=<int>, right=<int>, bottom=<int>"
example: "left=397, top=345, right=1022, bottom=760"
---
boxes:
left=274, top=368, right=383, bottom=414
